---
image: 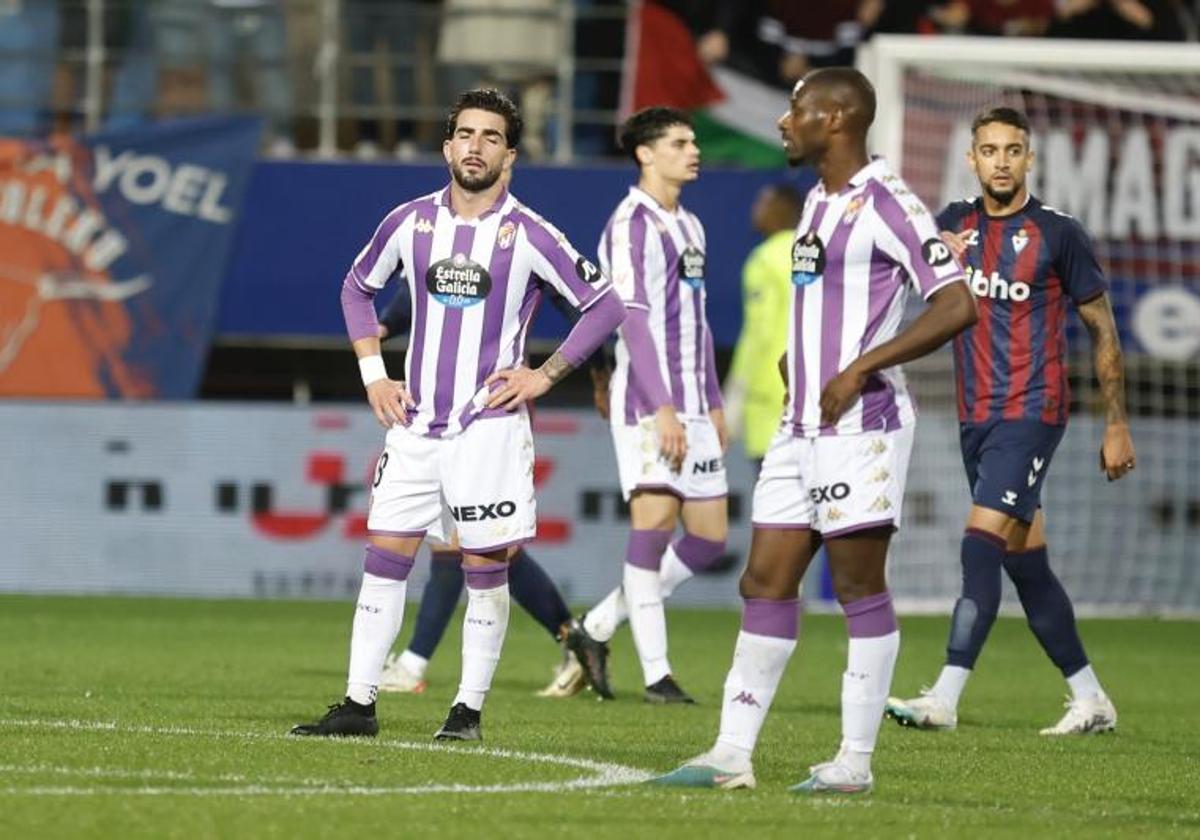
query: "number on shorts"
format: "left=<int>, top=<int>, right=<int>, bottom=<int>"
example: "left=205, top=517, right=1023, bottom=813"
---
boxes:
left=373, top=452, right=389, bottom=488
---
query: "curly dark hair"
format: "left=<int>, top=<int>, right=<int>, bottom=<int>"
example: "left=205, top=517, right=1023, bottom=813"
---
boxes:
left=618, top=106, right=692, bottom=166
left=444, top=88, right=524, bottom=149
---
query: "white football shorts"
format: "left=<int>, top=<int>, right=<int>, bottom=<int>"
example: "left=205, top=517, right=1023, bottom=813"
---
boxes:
left=611, top=413, right=728, bottom=502
left=367, top=411, right=536, bottom=553
left=752, top=424, right=915, bottom=536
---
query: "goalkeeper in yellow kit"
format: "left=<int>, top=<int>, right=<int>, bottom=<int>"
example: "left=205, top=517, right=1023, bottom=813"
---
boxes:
left=723, top=183, right=803, bottom=472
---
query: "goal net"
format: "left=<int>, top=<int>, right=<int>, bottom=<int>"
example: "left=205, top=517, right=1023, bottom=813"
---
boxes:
left=856, top=36, right=1200, bottom=615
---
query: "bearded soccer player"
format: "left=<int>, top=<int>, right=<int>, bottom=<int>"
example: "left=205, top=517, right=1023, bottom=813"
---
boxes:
left=885, top=107, right=1135, bottom=736
left=653, top=68, right=976, bottom=793
left=290, top=89, right=626, bottom=741
left=564, top=107, right=730, bottom=704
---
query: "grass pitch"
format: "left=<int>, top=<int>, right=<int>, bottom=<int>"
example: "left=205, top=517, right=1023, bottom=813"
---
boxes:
left=1, top=595, right=1197, bottom=838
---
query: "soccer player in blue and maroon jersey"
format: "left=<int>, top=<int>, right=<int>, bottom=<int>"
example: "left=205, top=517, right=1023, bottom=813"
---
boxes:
left=886, top=107, right=1137, bottom=736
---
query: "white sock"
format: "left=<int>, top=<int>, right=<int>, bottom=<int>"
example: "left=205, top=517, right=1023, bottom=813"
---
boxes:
left=624, top=564, right=671, bottom=686
left=714, top=631, right=796, bottom=769
left=346, top=572, right=408, bottom=705
left=398, top=649, right=428, bottom=679
left=930, top=664, right=972, bottom=708
left=453, top=583, right=510, bottom=711
left=658, top=545, right=694, bottom=599
left=840, top=630, right=901, bottom=768
left=583, top=586, right=627, bottom=643
left=1066, top=664, right=1104, bottom=700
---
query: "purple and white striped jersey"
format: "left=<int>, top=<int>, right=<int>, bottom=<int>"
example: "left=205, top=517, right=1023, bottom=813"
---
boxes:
left=785, top=158, right=965, bottom=437
left=600, top=187, right=721, bottom=426
left=345, top=185, right=614, bottom=438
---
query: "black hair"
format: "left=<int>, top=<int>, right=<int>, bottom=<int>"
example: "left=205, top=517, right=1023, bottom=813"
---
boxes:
left=444, top=88, right=523, bottom=149
left=766, top=182, right=803, bottom=210
left=971, top=106, right=1031, bottom=138
left=618, top=106, right=693, bottom=166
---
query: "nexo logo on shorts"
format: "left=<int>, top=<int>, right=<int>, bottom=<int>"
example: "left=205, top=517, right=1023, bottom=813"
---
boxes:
left=450, top=500, right=517, bottom=522
left=679, top=246, right=705, bottom=289
left=809, top=482, right=850, bottom=503
left=792, top=232, right=825, bottom=287
left=967, top=267, right=1030, bottom=302
left=427, top=253, right=492, bottom=307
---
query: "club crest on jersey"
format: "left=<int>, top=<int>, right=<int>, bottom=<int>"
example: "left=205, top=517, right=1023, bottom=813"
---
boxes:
left=791, top=231, right=825, bottom=287
left=842, top=196, right=865, bottom=224
left=414, top=217, right=434, bottom=235
left=496, top=221, right=516, bottom=250
left=426, top=252, right=492, bottom=307
left=1011, top=228, right=1029, bottom=254
left=679, top=246, right=705, bottom=288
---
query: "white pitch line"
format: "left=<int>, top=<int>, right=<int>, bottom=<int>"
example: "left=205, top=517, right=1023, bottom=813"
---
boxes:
left=0, top=718, right=653, bottom=797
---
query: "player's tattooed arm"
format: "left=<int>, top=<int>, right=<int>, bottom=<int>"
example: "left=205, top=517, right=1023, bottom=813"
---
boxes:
left=537, top=351, right=574, bottom=386
left=1078, top=293, right=1136, bottom=480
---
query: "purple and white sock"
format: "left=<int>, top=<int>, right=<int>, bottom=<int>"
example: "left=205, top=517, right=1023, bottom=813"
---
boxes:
left=453, top=562, right=510, bottom=712
left=712, top=598, right=800, bottom=770
left=346, top=545, right=415, bottom=705
left=840, top=591, right=900, bottom=774
left=659, top=533, right=725, bottom=598
left=623, top=529, right=675, bottom=686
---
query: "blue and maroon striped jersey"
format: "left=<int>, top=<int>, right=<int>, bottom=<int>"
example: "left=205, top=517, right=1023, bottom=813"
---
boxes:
left=937, top=195, right=1106, bottom=426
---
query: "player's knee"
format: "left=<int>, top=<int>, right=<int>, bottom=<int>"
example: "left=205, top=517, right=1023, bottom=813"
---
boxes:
left=739, top=565, right=786, bottom=600
left=829, top=569, right=886, bottom=605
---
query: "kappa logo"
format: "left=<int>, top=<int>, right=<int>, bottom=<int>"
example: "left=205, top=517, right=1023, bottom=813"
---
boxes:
left=1002, top=490, right=1018, bottom=506
left=414, top=217, right=434, bottom=235
left=496, top=220, right=516, bottom=250
left=1012, top=228, right=1029, bottom=254
left=825, top=507, right=846, bottom=522
left=868, top=495, right=892, bottom=513
left=732, top=691, right=760, bottom=708
left=864, top=439, right=888, bottom=456
left=869, top=467, right=890, bottom=484
left=1027, top=455, right=1046, bottom=487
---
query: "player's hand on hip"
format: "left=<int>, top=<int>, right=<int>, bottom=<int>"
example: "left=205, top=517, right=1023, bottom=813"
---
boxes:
left=485, top=365, right=552, bottom=411
left=1100, top=422, right=1136, bottom=481
left=367, top=379, right=414, bottom=428
left=709, top=407, right=729, bottom=453
left=819, top=365, right=868, bottom=426
left=940, top=229, right=969, bottom=262
left=655, top=405, right=688, bottom=472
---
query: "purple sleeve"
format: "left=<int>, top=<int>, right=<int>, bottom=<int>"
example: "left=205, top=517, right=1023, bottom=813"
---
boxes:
left=1057, top=217, right=1107, bottom=304
left=704, top=329, right=722, bottom=409
left=522, top=212, right=613, bottom=310
left=341, top=274, right=379, bottom=342
left=619, top=306, right=672, bottom=410
left=871, top=183, right=964, bottom=299
left=557, top=289, right=626, bottom=368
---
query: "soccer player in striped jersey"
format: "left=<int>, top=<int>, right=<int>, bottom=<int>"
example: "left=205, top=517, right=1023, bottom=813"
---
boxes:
left=654, top=68, right=977, bottom=793
left=564, top=107, right=730, bottom=705
left=290, top=89, right=626, bottom=741
left=886, top=107, right=1136, bottom=736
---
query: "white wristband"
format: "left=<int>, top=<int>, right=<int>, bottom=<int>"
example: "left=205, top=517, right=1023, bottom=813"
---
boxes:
left=358, top=355, right=388, bottom=387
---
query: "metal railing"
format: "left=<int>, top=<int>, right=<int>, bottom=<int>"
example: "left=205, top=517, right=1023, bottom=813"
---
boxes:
left=0, top=0, right=628, bottom=161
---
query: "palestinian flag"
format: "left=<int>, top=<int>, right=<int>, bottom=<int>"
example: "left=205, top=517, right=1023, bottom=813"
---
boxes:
left=620, top=0, right=788, bottom=168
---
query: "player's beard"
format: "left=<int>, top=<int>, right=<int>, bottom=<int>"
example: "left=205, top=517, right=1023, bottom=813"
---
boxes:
left=984, top=180, right=1019, bottom=206
left=451, top=160, right=502, bottom=192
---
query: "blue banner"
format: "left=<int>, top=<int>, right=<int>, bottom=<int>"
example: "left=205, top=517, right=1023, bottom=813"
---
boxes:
left=0, top=117, right=259, bottom=398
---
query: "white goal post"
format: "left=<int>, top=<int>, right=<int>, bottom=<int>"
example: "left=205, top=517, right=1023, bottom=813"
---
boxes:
left=850, top=36, right=1200, bottom=616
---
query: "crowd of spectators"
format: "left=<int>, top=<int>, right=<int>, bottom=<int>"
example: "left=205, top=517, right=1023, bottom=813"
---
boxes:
left=0, top=0, right=1194, bottom=159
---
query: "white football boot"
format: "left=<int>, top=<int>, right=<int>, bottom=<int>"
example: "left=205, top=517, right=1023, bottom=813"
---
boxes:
left=378, top=652, right=427, bottom=694
left=536, top=648, right=586, bottom=698
left=1039, top=692, right=1117, bottom=736
left=884, top=690, right=958, bottom=730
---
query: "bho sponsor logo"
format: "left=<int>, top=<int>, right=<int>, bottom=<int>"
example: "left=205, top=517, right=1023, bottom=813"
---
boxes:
left=968, top=267, right=1030, bottom=302
left=426, top=253, right=492, bottom=307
